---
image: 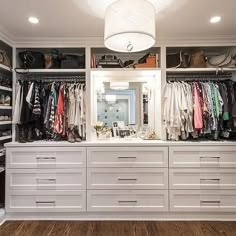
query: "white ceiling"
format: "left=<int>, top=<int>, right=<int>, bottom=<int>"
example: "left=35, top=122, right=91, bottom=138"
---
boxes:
left=0, top=0, right=235, bottom=39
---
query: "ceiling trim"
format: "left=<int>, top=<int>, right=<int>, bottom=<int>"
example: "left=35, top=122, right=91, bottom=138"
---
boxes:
left=13, top=35, right=236, bottom=48
left=0, top=25, right=14, bottom=46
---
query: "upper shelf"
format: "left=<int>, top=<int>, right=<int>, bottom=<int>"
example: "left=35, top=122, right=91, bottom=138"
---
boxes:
left=166, top=68, right=236, bottom=73
left=15, top=69, right=86, bottom=74
left=0, top=64, right=11, bottom=72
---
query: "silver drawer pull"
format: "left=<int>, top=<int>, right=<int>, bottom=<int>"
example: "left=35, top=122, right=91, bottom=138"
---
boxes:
left=37, top=178, right=56, bottom=182
left=118, top=157, right=136, bottom=159
left=200, top=156, right=220, bottom=159
left=118, top=178, right=137, bottom=181
left=200, top=178, right=220, bottom=181
left=118, top=200, right=137, bottom=203
left=201, top=200, right=221, bottom=204
left=36, top=157, right=56, bottom=160
left=36, top=201, right=55, bottom=204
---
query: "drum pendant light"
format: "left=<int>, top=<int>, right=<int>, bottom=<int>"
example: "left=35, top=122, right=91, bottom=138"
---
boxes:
left=104, top=0, right=156, bottom=52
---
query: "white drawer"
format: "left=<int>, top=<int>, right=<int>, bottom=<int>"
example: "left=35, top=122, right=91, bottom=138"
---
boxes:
left=169, top=146, right=236, bottom=168
left=87, top=168, right=168, bottom=190
left=87, top=190, right=168, bottom=212
left=6, top=190, right=86, bottom=213
left=6, top=147, right=86, bottom=168
left=7, top=168, right=86, bottom=190
left=170, top=168, right=236, bottom=190
left=170, top=190, right=236, bottom=212
left=87, top=147, right=168, bottom=168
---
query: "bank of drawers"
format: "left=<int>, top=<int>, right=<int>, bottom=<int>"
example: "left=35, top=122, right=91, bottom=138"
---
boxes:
left=169, top=146, right=236, bottom=212
left=87, top=147, right=169, bottom=212
left=6, top=147, right=86, bottom=213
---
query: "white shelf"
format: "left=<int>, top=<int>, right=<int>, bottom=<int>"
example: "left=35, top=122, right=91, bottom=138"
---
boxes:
left=166, top=68, right=236, bottom=73
left=15, top=68, right=86, bottom=73
left=0, top=106, right=12, bottom=110
left=0, top=121, right=11, bottom=125
left=0, top=64, right=11, bottom=72
left=91, top=68, right=161, bottom=79
left=0, top=135, right=11, bottom=141
left=0, top=86, right=12, bottom=92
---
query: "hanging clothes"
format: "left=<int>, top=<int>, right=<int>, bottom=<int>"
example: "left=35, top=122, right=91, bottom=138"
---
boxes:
left=164, top=79, right=235, bottom=141
left=14, top=79, right=86, bottom=143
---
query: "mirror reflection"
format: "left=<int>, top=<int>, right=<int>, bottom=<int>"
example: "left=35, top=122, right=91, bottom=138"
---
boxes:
left=96, top=81, right=150, bottom=138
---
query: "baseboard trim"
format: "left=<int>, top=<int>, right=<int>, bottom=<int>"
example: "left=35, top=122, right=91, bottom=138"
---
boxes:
left=5, top=212, right=236, bottom=222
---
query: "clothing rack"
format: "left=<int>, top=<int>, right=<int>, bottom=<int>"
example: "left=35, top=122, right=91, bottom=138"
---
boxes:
left=18, top=75, right=86, bottom=83
left=166, top=72, right=233, bottom=81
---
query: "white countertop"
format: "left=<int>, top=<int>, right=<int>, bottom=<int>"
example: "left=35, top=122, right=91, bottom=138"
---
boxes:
left=4, top=138, right=236, bottom=147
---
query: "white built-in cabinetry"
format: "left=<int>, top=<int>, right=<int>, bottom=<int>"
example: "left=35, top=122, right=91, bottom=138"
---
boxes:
left=4, top=142, right=236, bottom=219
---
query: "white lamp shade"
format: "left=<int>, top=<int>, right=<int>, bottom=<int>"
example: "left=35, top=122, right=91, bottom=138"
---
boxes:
left=104, top=0, right=156, bottom=52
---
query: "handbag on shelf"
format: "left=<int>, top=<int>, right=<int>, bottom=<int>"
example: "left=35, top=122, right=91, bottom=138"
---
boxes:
left=166, top=52, right=182, bottom=68
left=207, top=53, right=236, bottom=68
left=18, top=51, right=45, bottom=69
left=60, top=54, right=85, bottom=69
left=190, top=49, right=206, bottom=68
left=0, top=50, right=11, bottom=68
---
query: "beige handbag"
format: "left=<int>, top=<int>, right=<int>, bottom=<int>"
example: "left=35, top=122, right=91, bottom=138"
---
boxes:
left=190, top=50, right=206, bottom=68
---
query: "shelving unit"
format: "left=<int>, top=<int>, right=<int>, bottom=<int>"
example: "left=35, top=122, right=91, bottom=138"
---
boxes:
left=0, top=135, right=12, bottom=141
left=166, top=67, right=236, bottom=73
left=0, top=121, right=11, bottom=125
left=0, top=106, right=12, bottom=110
left=0, top=86, right=12, bottom=92
left=0, top=64, right=11, bottom=72
left=15, top=68, right=86, bottom=74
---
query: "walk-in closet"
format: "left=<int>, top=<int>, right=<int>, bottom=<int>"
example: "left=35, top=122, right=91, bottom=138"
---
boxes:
left=0, top=0, right=236, bottom=235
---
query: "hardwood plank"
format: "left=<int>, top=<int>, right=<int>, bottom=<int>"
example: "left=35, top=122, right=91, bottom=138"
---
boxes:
left=1, top=221, right=236, bottom=236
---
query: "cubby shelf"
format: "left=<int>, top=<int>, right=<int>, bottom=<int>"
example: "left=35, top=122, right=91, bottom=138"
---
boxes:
left=0, top=121, right=12, bottom=125
left=15, top=69, right=86, bottom=73
left=0, top=135, right=12, bottom=141
left=0, top=106, right=12, bottom=110
left=0, top=64, right=11, bottom=72
left=166, top=68, right=236, bottom=73
left=0, top=86, right=12, bottom=92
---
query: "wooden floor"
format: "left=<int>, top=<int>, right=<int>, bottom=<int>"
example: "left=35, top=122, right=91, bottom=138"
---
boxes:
left=0, top=221, right=236, bottom=236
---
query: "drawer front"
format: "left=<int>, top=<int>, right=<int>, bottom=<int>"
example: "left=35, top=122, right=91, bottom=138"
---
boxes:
left=87, top=168, right=168, bottom=190
left=6, top=147, right=86, bottom=168
left=6, top=190, right=86, bottom=213
left=170, top=190, right=236, bottom=212
left=170, top=168, right=236, bottom=190
left=7, top=169, right=86, bottom=190
left=169, top=146, right=236, bottom=168
left=87, top=190, right=168, bottom=212
left=87, top=147, right=168, bottom=167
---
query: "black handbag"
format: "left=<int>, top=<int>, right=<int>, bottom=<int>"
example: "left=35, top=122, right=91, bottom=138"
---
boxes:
left=61, top=54, right=85, bottom=69
left=18, top=51, right=45, bottom=69
left=167, top=52, right=182, bottom=68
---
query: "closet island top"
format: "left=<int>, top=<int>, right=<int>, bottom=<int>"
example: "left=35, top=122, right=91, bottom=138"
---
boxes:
left=4, top=139, right=236, bottom=147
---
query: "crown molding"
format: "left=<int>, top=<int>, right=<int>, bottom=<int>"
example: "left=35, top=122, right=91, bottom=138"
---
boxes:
left=0, top=25, right=14, bottom=46
left=13, top=36, right=105, bottom=48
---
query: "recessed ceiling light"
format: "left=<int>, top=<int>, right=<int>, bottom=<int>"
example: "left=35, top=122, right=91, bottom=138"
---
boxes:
left=28, top=16, right=39, bottom=24
left=210, top=16, right=221, bottom=24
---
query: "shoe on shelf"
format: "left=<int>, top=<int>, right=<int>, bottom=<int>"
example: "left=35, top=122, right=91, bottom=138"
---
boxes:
left=4, top=95, right=11, bottom=106
left=68, top=129, right=75, bottom=143
left=0, top=116, right=4, bottom=121
left=0, top=95, right=4, bottom=105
